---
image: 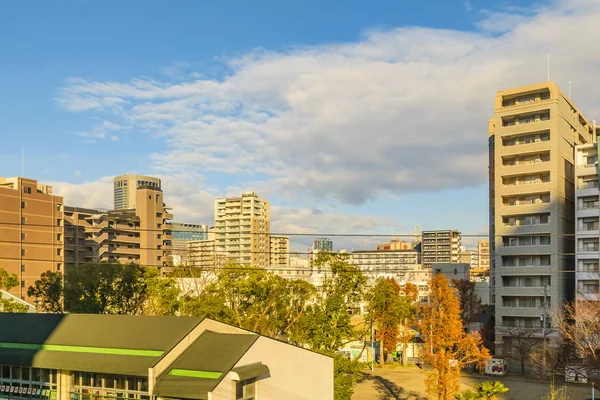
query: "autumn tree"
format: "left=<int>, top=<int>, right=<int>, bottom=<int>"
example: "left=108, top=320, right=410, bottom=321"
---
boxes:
left=452, top=279, right=483, bottom=330
left=27, top=271, right=63, bottom=313
left=497, top=325, right=549, bottom=375
left=366, top=278, right=415, bottom=363
left=418, top=274, right=490, bottom=400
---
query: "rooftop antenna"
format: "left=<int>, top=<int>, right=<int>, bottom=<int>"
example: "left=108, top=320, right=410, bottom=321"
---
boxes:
left=21, top=146, right=24, bottom=178
left=547, top=55, right=550, bottom=81
left=568, top=81, right=572, bottom=99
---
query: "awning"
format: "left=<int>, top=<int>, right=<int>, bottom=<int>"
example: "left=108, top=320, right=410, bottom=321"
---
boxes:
left=231, top=363, right=270, bottom=381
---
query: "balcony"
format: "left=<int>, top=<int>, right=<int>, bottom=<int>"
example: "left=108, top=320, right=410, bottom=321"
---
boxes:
left=500, top=120, right=551, bottom=136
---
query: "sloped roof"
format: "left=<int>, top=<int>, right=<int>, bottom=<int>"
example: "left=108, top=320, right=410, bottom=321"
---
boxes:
left=0, top=314, right=204, bottom=376
left=154, top=331, right=258, bottom=400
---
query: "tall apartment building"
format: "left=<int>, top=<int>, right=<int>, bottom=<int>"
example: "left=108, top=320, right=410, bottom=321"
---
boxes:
left=214, top=192, right=270, bottom=267
left=477, top=239, right=491, bottom=271
left=421, top=230, right=461, bottom=268
left=0, top=177, right=64, bottom=299
left=574, top=144, right=600, bottom=299
left=270, top=235, right=290, bottom=267
left=313, top=238, right=333, bottom=252
left=113, top=174, right=161, bottom=210
left=489, top=82, right=596, bottom=356
left=64, top=186, right=173, bottom=268
left=171, top=222, right=208, bottom=266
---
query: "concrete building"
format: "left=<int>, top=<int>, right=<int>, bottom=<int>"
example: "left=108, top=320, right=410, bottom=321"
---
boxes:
left=171, top=223, right=207, bottom=266
left=214, top=192, right=270, bottom=267
left=313, top=238, right=333, bottom=252
left=0, top=177, right=64, bottom=300
left=489, top=82, right=596, bottom=355
left=113, top=174, right=161, bottom=210
left=64, top=187, right=173, bottom=269
left=269, top=235, right=290, bottom=267
left=187, top=228, right=227, bottom=269
left=459, top=248, right=479, bottom=270
left=0, top=313, right=333, bottom=400
left=350, top=242, right=419, bottom=282
left=575, top=143, right=600, bottom=300
left=477, top=239, right=491, bottom=271
left=433, top=263, right=471, bottom=281
left=421, top=230, right=462, bottom=268
left=377, top=239, right=413, bottom=251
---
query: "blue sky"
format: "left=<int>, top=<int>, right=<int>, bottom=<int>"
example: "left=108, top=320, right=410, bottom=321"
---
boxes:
left=1, top=0, right=597, bottom=250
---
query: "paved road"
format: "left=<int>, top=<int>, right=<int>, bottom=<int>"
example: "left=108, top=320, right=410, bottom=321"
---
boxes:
left=352, top=366, right=593, bottom=400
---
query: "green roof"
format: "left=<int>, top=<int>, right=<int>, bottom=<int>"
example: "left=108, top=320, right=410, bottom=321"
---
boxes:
left=0, top=314, right=204, bottom=376
left=154, top=331, right=258, bottom=400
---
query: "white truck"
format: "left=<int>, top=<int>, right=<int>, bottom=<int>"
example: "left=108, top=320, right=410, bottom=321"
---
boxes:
left=485, top=358, right=507, bottom=376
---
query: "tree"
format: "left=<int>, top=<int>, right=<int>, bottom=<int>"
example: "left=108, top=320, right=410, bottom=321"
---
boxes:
left=497, top=325, right=549, bottom=375
left=417, top=274, right=490, bottom=400
left=455, top=382, right=508, bottom=400
left=452, top=279, right=483, bottom=330
left=366, top=278, right=415, bottom=363
left=27, top=271, right=63, bottom=313
left=333, top=354, right=363, bottom=400
left=0, top=268, right=29, bottom=313
left=143, top=267, right=180, bottom=316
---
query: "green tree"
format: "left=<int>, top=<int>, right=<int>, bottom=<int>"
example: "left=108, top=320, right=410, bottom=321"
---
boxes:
left=454, top=382, right=508, bottom=400
left=333, top=355, right=363, bottom=400
left=143, top=268, right=180, bottom=316
left=0, top=268, right=29, bottom=313
left=366, top=278, right=415, bottom=362
left=27, top=271, right=64, bottom=313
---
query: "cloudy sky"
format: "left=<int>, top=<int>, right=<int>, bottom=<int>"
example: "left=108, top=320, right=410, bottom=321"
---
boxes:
left=1, top=0, right=599, bottom=250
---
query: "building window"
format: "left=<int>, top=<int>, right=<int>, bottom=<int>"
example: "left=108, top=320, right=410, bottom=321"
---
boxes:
left=21, top=233, right=26, bottom=241
left=23, top=186, right=32, bottom=194
left=57, top=219, right=62, bottom=226
left=21, top=249, right=26, bottom=256
left=57, top=263, right=62, bottom=271
left=21, top=264, right=26, bottom=272
left=57, top=249, right=62, bottom=256
left=21, top=280, right=25, bottom=288
left=235, top=378, right=256, bottom=400
left=56, top=204, right=62, bottom=211
left=57, top=234, right=62, bottom=241
left=21, top=201, right=26, bottom=209
left=21, top=217, right=26, bottom=224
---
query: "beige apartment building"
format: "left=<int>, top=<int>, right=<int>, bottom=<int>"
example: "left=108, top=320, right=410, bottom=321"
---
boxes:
left=421, top=229, right=461, bottom=268
left=270, top=235, right=290, bottom=267
left=214, top=192, right=270, bottom=267
left=477, top=239, right=490, bottom=271
left=64, top=186, right=173, bottom=269
left=489, top=82, right=596, bottom=356
left=113, top=174, right=161, bottom=210
left=0, top=177, right=64, bottom=299
left=187, top=228, right=227, bottom=269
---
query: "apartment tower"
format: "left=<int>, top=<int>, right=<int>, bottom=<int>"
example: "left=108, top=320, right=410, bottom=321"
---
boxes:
left=0, top=177, right=64, bottom=299
left=421, top=229, right=461, bottom=268
left=214, top=192, right=270, bottom=267
left=489, top=82, right=595, bottom=356
left=270, top=235, right=290, bottom=267
left=113, top=174, right=161, bottom=210
left=574, top=143, right=600, bottom=299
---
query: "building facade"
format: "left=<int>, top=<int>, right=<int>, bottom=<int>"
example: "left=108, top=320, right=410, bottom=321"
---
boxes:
left=269, top=235, right=290, bottom=267
left=459, top=248, right=479, bottom=270
left=313, top=238, right=333, bottom=252
left=0, top=177, right=64, bottom=300
left=214, top=192, right=270, bottom=267
left=575, top=143, right=600, bottom=300
left=0, top=314, right=333, bottom=400
left=171, top=223, right=207, bottom=266
left=489, top=82, right=596, bottom=355
left=64, top=187, right=173, bottom=269
left=477, top=239, right=491, bottom=271
left=350, top=245, right=419, bottom=282
left=113, top=174, right=161, bottom=210
left=421, top=230, right=461, bottom=268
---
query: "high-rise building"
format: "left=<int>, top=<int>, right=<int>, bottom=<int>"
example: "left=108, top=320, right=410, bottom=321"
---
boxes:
left=313, top=238, right=333, bottom=252
left=64, top=186, right=173, bottom=269
left=0, top=177, right=64, bottom=300
left=113, top=174, right=161, bottom=210
left=214, top=192, right=270, bottom=267
left=575, top=143, right=600, bottom=299
left=172, top=222, right=208, bottom=266
left=489, top=82, right=596, bottom=356
left=477, top=239, right=490, bottom=271
left=270, top=235, right=290, bottom=267
left=421, top=230, right=461, bottom=268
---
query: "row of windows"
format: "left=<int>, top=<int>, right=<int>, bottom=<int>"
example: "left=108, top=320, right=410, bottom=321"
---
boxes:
left=502, top=112, right=550, bottom=127
left=503, top=192, right=550, bottom=206
left=502, top=213, right=550, bottom=226
left=502, top=91, right=550, bottom=107
left=20, top=218, right=62, bottom=226
left=502, top=255, right=551, bottom=267
left=502, top=131, right=550, bottom=146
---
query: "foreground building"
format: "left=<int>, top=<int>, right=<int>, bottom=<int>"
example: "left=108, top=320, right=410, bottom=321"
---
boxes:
left=114, top=174, right=161, bottom=210
left=0, top=313, right=333, bottom=400
left=0, top=177, right=64, bottom=300
left=421, top=229, right=461, bottom=268
left=489, top=82, right=596, bottom=356
left=575, top=143, right=600, bottom=299
left=214, top=192, right=270, bottom=267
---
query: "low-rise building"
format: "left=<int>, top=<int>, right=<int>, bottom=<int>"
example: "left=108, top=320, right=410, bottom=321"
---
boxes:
left=0, top=313, right=333, bottom=400
left=433, top=263, right=471, bottom=282
left=350, top=243, right=419, bottom=282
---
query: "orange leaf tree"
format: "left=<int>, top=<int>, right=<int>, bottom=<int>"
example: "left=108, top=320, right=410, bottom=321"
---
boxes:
left=417, top=274, right=490, bottom=400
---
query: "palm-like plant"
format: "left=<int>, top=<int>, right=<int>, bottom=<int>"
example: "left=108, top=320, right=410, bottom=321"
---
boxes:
left=454, top=382, right=509, bottom=400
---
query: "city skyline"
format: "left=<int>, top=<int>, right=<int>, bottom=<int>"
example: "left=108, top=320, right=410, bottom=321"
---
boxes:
left=2, top=0, right=599, bottom=252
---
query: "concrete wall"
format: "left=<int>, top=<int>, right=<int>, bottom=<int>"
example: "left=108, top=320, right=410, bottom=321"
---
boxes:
left=210, top=337, right=333, bottom=400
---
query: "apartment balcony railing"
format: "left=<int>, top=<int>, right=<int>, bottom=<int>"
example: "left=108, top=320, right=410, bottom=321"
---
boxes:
left=578, top=182, right=599, bottom=189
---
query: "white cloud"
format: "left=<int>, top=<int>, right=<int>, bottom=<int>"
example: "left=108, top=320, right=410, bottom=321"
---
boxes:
left=73, top=120, right=131, bottom=142
left=56, top=0, right=600, bottom=208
